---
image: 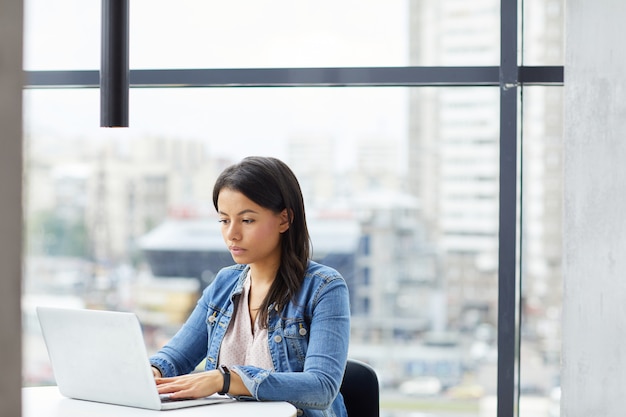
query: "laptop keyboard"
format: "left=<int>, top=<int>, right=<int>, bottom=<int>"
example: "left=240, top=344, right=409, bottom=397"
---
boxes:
left=160, top=394, right=190, bottom=403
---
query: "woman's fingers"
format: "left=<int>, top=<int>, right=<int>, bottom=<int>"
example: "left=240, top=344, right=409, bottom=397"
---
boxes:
left=154, top=372, right=217, bottom=399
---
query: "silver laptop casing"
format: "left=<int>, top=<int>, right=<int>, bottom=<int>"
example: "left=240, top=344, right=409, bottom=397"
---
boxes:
left=36, top=306, right=229, bottom=410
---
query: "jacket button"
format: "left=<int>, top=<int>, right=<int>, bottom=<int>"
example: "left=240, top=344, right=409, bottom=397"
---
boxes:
left=296, top=409, right=304, bottom=416
left=273, top=335, right=283, bottom=343
left=299, top=328, right=307, bottom=336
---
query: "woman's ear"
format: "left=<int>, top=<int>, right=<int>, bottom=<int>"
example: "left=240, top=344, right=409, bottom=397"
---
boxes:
left=279, top=208, right=291, bottom=233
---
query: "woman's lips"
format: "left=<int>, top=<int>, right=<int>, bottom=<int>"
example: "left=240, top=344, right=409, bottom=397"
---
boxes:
left=229, top=246, right=245, bottom=256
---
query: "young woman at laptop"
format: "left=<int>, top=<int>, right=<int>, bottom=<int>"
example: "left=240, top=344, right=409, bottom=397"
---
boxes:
left=149, top=156, right=350, bottom=417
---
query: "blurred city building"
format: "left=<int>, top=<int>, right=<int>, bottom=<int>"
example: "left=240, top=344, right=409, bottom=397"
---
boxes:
left=407, top=0, right=564, bottom=354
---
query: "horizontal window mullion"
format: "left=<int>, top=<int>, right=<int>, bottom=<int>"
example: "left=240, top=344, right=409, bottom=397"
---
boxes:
left=24, top=65, right=563, bottom=89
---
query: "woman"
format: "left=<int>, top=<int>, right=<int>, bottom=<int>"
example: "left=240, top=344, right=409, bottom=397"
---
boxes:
left=149, top=156, right=351, bottom=417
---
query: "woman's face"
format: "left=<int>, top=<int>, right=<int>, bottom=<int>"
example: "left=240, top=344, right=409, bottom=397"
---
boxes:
left=216, top=188, right=289, bottom=268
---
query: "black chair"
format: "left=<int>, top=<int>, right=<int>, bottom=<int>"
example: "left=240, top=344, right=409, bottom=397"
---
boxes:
left=340, top=359, right=380, bottom=417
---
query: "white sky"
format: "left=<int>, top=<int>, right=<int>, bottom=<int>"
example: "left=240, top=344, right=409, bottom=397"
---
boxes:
left=23, top=0, right=410, bottom=170
left=24, top=0, right=409, bottom=70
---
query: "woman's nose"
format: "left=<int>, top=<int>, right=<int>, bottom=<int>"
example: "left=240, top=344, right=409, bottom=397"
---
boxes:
left=226, top=224, right=240, bottom=241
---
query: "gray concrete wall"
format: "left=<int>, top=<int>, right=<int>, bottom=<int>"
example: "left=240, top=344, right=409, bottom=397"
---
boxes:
left=562, top=0, right=626, bottom=416
left=0, top=0, right=23, bottom=415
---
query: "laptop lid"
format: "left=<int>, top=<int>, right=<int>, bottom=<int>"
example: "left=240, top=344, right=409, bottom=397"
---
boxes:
left=36, top=306, right=230, bottom=410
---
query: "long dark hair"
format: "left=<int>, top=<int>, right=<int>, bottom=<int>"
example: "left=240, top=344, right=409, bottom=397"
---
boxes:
left=212, top=156, right=311, bottom=326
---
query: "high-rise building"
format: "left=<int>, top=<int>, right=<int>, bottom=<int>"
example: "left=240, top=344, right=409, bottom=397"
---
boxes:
left=409, top=0, right=500, bottom=325
left=408, top=0, right=564, bottom=330
left=287, top=134, right=335, bottom=205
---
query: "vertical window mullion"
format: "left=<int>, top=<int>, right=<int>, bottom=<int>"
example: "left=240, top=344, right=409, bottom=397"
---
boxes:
left=498, top=0, right=521, bottom=416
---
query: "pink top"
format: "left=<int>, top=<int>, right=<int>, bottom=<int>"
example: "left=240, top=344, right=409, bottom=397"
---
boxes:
left=218, top=271, right=275, bottom=371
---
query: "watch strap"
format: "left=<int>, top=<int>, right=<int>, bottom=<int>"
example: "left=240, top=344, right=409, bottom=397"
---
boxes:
left=218, top=365, right=231, bottom=395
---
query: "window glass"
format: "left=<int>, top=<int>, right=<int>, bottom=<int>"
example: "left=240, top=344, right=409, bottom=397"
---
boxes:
left=522, top=0, right=565, bottom=66
left=23, top=87, right=501, bottom=417
left=23, top=0, right=100, bottom=70
left=410, top=0, right=500, bottom=66
left=22, top=0, right=565, bottom=416
left=519, top=86, right=563, bottom=417
left=23, top=0, right=503, bottom=71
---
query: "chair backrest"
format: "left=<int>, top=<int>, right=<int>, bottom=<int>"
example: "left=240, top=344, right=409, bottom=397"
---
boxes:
left=340, top=359, right=380, bottom=417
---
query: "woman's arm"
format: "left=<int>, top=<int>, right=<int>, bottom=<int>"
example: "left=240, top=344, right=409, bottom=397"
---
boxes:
left=154, top=366, right=252, bottom=399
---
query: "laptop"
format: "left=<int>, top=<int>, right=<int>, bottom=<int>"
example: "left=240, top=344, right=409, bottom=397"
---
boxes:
left=36, top=306, right=234, bottom=410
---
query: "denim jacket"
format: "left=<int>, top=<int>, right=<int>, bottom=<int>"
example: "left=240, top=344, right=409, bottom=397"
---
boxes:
left=150, top=261, right=350, bottom=417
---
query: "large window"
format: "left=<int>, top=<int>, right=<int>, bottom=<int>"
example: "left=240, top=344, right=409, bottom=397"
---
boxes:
left=23, top=1, right=564, bottom=416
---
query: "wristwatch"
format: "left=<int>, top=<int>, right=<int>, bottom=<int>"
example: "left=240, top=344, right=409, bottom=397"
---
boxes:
left=218, top=365, right=231, bottom=395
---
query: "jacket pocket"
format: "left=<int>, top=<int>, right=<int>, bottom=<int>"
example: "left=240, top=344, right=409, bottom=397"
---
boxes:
left=282, top=319, right=310, bottom=364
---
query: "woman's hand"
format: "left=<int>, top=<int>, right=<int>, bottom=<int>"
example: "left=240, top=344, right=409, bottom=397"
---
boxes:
left=155, top=370, right=222, bottom=399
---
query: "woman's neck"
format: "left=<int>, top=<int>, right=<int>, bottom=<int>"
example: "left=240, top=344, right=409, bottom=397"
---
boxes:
left=248, top=261, right=279, bottom=287
left=247, top=266, right=276, bottom=326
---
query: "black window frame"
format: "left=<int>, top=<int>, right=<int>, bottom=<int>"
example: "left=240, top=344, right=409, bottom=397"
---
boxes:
left=23, top=1, right=563, bottom=416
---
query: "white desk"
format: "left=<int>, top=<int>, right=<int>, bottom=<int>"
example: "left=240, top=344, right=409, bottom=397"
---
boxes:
left=23, top=386, right=297, bottom=417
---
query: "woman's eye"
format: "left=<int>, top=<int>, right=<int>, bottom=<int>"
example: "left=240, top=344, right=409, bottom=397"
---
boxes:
left=242, top=219, right=254, bottom=224
left=218, top=219, right=229, bottom=224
